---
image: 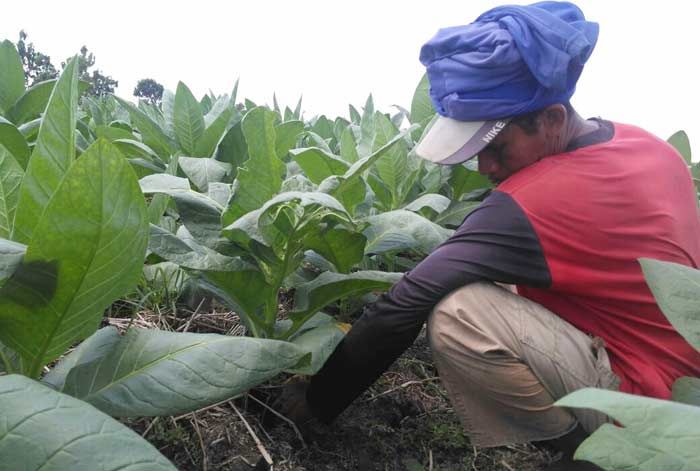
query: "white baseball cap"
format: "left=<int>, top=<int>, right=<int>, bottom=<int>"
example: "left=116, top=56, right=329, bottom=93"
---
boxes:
left=415, top=115, right=511, bottom=165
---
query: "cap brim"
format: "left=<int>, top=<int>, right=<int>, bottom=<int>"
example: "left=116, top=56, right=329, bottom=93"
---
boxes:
left=415, top=115, right=511, bottom=165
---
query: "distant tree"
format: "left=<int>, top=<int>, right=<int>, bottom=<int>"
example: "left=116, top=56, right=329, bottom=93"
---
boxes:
left=16, top=30, right=58, bottom=86
left=15, top=32, right=118, bottom=97
left=133, top=78, right=164, bottom=105
left=62, top=46, right=118, bottom=97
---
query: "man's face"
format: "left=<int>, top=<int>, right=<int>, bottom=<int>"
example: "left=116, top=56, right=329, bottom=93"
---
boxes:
left=477, top=120, right=548, bottom=185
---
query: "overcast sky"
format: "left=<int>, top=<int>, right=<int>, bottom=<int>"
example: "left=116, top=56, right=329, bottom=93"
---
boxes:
left=1, top=1, right=697, bottom=156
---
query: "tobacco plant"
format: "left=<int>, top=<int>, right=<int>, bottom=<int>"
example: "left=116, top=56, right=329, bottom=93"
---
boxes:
left=0, top=45, right=310, bottom=471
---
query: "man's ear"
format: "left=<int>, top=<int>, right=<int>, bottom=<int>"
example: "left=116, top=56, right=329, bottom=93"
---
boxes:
left=541, top=104, right=567, bottom=132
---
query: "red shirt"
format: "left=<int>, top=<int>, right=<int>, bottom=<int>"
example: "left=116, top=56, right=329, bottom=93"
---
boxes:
left=500, top=122, right=700, bottom=398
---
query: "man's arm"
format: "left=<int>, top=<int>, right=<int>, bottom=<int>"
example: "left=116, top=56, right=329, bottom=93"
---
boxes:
left=306, top=191, right=551, bottom=422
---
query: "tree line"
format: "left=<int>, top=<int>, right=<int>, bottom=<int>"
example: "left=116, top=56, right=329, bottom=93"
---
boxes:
left=16, top=30, right=164, bottom=104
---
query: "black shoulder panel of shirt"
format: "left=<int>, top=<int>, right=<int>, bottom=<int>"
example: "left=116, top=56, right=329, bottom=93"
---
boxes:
left=306, top=190, right=551, bottom=422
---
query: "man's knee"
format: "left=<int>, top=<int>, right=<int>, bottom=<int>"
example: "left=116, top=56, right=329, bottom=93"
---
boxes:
left=427, top=281, right=506, bottom=355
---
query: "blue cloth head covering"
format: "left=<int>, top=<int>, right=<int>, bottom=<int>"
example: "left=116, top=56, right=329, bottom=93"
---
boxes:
left=419, top=1, right=599, bottom=121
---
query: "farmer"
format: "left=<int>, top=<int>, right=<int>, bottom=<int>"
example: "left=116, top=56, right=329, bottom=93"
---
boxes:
left=281, top=2, right=700, bottom=470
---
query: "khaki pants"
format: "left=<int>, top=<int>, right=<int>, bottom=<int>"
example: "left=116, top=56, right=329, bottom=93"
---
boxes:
left=427, top=282, right=620, bottom=447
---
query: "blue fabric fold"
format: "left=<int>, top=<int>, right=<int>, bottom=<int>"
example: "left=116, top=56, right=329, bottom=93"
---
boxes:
left=419, top=1, right=598, bottom=121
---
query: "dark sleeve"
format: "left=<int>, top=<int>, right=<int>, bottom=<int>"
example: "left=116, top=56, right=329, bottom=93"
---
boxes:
left=306, top=190, right=551, bottom=422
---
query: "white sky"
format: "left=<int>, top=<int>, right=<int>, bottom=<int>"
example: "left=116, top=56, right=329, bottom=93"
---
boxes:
left=1, top=1, right=698, bottom=156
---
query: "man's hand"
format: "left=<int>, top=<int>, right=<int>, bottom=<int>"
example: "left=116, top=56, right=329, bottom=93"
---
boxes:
left=274, top=377, right=316, bottom=428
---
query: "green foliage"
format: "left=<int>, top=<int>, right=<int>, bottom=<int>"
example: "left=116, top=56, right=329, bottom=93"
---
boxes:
left=0, top=40, right=25, bottom=115
left=0, top=139, right=149, bottom=377
left=668, top=130, right=692, bottom=164
left=59, top=327, right=307, bottom=417
left=0, top=374, right=177, bottom=471
left=223, top=106, right=286, bottom=223
left=0, top=146, right=23, bottom=237
left=12, top=56, right=80, bottom=244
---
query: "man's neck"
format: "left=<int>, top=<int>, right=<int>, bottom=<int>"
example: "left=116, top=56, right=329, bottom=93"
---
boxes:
left=549, top=112, right=599, bottom=154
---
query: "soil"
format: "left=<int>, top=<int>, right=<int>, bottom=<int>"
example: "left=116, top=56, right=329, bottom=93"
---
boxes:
left=120, top=304, right=555, bottom=471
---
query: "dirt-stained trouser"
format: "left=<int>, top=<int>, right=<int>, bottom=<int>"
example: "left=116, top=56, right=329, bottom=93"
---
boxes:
left=427, top=282, right=620, bottom=447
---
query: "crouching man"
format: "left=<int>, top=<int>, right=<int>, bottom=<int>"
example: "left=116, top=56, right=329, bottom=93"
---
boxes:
left=280, top=2, right=700, bottom=470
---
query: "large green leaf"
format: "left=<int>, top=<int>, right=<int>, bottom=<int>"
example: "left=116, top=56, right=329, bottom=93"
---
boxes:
left=148, top=224, right=239, bottom=271
left=0, top=40, right=25, bottom=115
left=0, top=139, right=148, bottom=377
left=0, top=116, right=30, bottom=168
left=640, top=258, right=700, bottom=350
left=349, top=104, right=361, bottom=124
left=367, top=172, right=393, bottom=210
left=62, top=328, right=307, bottom=417
left=95, top=124, right=134, bottom=142
left=304, top=227, right=366, bottom=273
left=146, top=156, right=178, bottom=226
left=403, top=193, right=450, bottom=220
left=7, top=79, right=57, bottom=125
left=433, top=200, right=480, bottom=228
left=200, top=270, right=271, bottom=336
left=0, top=374, right=176, bottom=471
left=339, top=126, right=359, bottom=163
left=215, top=120, right=248, bottom=177
left=286, top=270, right=402, bottom=338
left=0, top=146, right=23, bottom=238
left=667, top=130, right=692, bottom=164
left=223, top=107, right=284, bottom=224
left=305, top=130, right=334, bottom=154
left=179, top=156, right=232, bottom=192
left=0, top=238, right=25, bottom=285
left=116, top=97, right=176, bottom=160
left=285, top=313, right=346, bottom=375
left=203, top=95, right=230, bottom=128
left=311, top=115, right=335, bottom=141
left=222, top=207, right=281, bottom=280
left=140, top=173, right=225, bottom=249
left=17, top=117, right=42, bottom=142
left=281, top=174, right=316, bottom=193
left=410, top=73, right=434, bottom=125
left=291, top=147, right=349, bottom=183
left=140, top=173, right=191, bottom=193
left=421, top=161, right=451, bottom=194
left=161, top=89, right=176, bottom=138
left=43, top=326, right=121, bottom=391
left=173, top=81, right=205, bottom=155
left=12, top=57, right=79, bottom=244
left=557, top=388, right=700, bottom=470
left=275, top=120, right=304, bottom=159
left=573, top=423, right=689, bottom=471
left=114, top=138, right=161, bottom=162
left=208, top=181, right=232, bottom=206
left=672, top=377, right=700, bottom=407
left=356, top=95, right=375, bottom=158
left=448, top=164, right=491, bottom=200
left=363, top=210, right=453, bottom=255
left=194, top=97, right=234, bottom=157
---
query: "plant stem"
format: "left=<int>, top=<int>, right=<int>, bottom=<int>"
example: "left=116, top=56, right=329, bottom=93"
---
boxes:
left=0, top=349, right=14, bottom=374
